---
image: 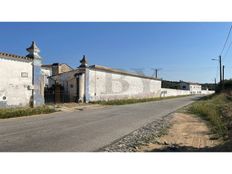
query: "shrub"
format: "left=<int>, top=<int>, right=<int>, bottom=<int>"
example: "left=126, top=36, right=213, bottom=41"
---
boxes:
left=188, top=93, right=230, bottom=138
left=91, top=95, right=190, bottom=105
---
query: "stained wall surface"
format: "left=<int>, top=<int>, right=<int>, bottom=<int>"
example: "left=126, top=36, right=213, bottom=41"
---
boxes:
left=0, top=58, right=33, bottom=107
left=87, top=68, right=162, bottom=101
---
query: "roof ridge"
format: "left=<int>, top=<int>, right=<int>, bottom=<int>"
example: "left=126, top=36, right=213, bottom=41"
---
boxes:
left=89, top=64, right=161, bottom=81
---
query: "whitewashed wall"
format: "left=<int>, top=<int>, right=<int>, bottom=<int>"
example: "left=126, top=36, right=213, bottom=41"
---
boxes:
left=201, top=90, right=215, bottom=95
left=88, top=69, right=162, bottom=101
left=161, top=88, right=191, bottom=97
left=41, top=67, right=52, bottom=87
left=189, top=84, right=202, bottom=94
left=0, top=58, right=33, bottom=107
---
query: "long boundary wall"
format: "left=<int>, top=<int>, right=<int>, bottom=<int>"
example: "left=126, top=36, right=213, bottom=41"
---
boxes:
left=87, top=68, right=162, bottom=101
left=161, top=88, right=191, bottom=97
left=161, top=88, right=215, bottom=97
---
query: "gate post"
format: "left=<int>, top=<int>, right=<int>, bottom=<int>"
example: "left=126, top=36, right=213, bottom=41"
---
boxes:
left=26, top=41, right=44, bottom=107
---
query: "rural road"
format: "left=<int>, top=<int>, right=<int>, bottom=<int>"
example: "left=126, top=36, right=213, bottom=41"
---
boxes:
left=0, top=95, right=201, bottom=152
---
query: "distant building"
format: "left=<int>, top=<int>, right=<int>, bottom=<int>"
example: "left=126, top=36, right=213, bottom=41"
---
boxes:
left=180, top=81, right=202, bottom=94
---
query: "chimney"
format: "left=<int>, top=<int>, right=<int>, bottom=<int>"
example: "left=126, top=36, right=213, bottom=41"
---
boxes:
left=52, top=63, right=60, bottom=76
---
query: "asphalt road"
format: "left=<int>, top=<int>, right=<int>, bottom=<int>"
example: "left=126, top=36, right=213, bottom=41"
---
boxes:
left=0, top=95, right=201, bottom=152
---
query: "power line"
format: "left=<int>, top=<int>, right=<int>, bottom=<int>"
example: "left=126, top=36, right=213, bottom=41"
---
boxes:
left=223, top=36, right=232, bottom=59
left=220, top=25, right=232, bottom=56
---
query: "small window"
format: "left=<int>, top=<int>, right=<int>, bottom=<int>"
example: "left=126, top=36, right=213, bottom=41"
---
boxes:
left=70, top=84, right=74, bottom=88
left=21, top=72, right=28, bottom=78
left=2, top=96, right=6, bottom=100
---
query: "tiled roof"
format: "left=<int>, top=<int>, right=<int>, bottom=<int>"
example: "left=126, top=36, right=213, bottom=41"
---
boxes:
left=0, top=52, right=32, bottom=62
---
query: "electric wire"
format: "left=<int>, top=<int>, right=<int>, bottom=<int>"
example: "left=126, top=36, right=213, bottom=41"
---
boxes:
left=220, top=25, right=232, bottom=56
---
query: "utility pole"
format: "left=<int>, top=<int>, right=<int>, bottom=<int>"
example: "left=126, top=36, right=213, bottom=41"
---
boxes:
left=219, top=55, right=222, bottom=83
left=214, top=78, right=217, bottom=90
left=222, top=65, right=225, bottom=82
left=212, top=56, right=222, bottom=84
left=155, top=69, right=158, bottom=78
left=151, top=68, right=162, bottom=78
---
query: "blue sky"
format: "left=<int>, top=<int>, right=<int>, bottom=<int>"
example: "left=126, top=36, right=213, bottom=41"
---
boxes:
left=0, top=22, right=231, bottom=83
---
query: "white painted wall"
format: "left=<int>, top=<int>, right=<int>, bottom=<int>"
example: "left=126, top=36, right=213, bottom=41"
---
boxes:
left=49, top=67, right=215, bottom=103
left=41, top=67, right=52, bottom=87
left=88, top=69, right=162, bottom=101
left=161, top=88, right=191, bottom=97
left=0, top=58, right=33, bottom=107
left=180, top=82, right=202, bottom=94
left=189, top=84, right=202, bottom=94
left=161, top=88, right=214, bottom=97
left=201, top=90, right=215, bottom=95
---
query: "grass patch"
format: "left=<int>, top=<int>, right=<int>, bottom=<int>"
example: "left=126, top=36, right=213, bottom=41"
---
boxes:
left=0, top=106, right=56, bottom=119
left=187, top=93, right=231, bottom=139
left=91, top=95, right=191, bottom=105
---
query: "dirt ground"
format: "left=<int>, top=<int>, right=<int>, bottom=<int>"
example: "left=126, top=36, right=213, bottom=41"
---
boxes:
left=138, top=113, right=223, bottom=152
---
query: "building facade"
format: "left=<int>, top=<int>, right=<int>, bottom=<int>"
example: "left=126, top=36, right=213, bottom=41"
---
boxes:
left=1, top=42, right=213, bottom=107
left=41, top=63, right=73, bottom=87
left=180, top=81, right=202, bottom=94
left=49, top=56, right=162, bottom=103
left=0, top=42, right=44, bottom=108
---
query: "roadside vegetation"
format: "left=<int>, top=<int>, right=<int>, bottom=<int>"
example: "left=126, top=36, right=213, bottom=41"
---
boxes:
left=0, top=106, right=56, bottom=119
left=187, top=80, right=232, bottom=141
left=91, top=95, right=191, bottom=105
left=188, top=93, right=230, bottom=138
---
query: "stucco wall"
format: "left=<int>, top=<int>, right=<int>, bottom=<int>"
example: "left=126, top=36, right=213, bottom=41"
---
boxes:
left=88, top=69, right=162, bottom=101
left=41, top=66, right=52, bottom=87
left=180, top=82, right=202, bottom=94
left=161, top=88, right=191, bottom=97
left=161, top=88, right=214, bottom=97
left=201, top=90, right=215, bottom=95
left=0, top=58, right=33, bottom=107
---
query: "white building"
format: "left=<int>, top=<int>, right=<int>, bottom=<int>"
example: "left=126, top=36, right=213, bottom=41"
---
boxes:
left=48, top=56, right=162, bottom=103
left=180, top=81, right=202, bottom=94
left=0, top=42, right=44, bottom=108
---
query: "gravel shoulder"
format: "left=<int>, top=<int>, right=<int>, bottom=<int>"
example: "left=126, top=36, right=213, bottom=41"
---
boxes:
left=99, top=112, right=223, bottom=152
left=98, top=113, right=174, bottom=152
left=137, top=113, right=222, bottom=152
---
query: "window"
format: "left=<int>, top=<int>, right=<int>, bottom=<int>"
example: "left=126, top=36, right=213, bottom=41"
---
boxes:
left=21, top=72, right=28, bottom=78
